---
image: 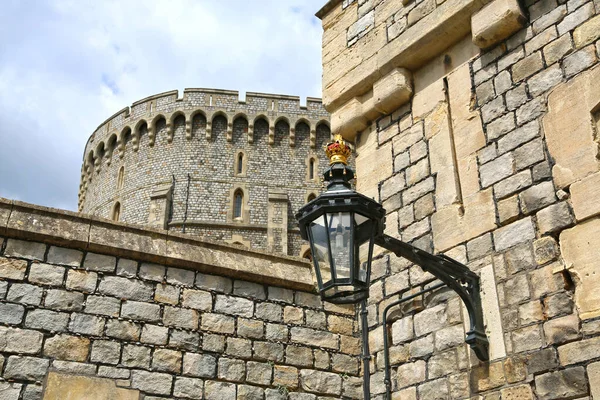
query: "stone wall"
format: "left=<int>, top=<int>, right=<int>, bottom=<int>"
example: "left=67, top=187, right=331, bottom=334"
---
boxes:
left=79, top=89, right=332, bottom=257
left=318, top=0, right=600, bottom=398
left=0, top=198, right=362, bottom=399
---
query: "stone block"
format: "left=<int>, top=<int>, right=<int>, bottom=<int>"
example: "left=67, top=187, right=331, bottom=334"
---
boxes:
left=589, top=361, right=600, bottom=399
left=201, top=313, right=235, bottom=334
left=330, top=98, right=368, bottom=138
left=564, top=45, right=597, bottom=78
left=500, top=385, right=534, bottom=399
left=4, top=356, right=50, bottom=381
left=233, top=280, right=266, bottom=299
left=254, top=341, right=284, bottom=362
left=4, top=239, right=46, bottom=261
left=226, top=337, right=252, bottom=359
left=246, top=361, right=273, bottom=386
left=69, top=313, right=105, bottom=336
left=105, top=320, right=141, bottom=341
left=291, top=327, right=338, bottom=350
left=98, top=276, right=153, bottom=301
left=173, top=377, right=203, bottom=399
left=373, top=68, right=413, bottom=113
left=170, top=330, right=200, bottom=352
left=512, top=51, right=544, bottom=82
left=25, top=309, right=69, bottom=332
left=46, top=246, right=83, bottom=266
left=154, top=283, right=179, bottom=305
left=570, top=171, right=600, bottom=221
left=214, top=295, right=254, bottom=317
left=560, top=219, right=600, bottom=319
left=204, top=381, right=236, bottom=400
left=256, top=302, right=283, bottom=322
left=285, top=346, right=313, bottom=368
left=83, top=253, right=116, bottom=273
left=0, top=257, right=28, bottom=280
left=91, top=340, right=121, bottom=364
left=534, top=367, right=588, bottom=400
left=0, top=382, right=22, bottom=400
left=66, top=269, right=97, bottom=293
left=512, top=325, right=543, bottom=352
left=573, top=14, right=600, bottom=48
left=163, top=306, right=198, bottom=329
left=544, top=64, right=600, bottom=188
left=300, top=369, right=342, bottom=396
left=493, top=217, right=535, bottom=251
left=266, top=323, right=288, bottom=342
left=558, top=335, right=600, bottom=365
left=435, top=324, right=465, bottom=351
left=274, top=365, right=299, bottom=389
left=166, top=266, right=195, bottom=286
left=481, top=153, right=514, bottom=188
left=397, top=360, right=426, bottom=388
left=140, top=324, right=169, bottom=346
left=268, top=286, right=294, bottom=303
left=183, top=353, right=217, bottom=378
left=533, top=237, right=559, bottom=265
left=44, top=289, right=84, bottom=312
left=121, top=300, right=161, bottom=322
left=470, top=361, right=506, bottom=392
left=84, top=295, right=120, bottom=317
left=43, top=335, right=89, bottom=362
left=0, top=326, right=43, bottom=354
left=537, top=202, right=574, bottom=234
left=237, top=318, right=264, bottom=338
left=7, top=283, right=42, bottom=305
left=181, top=288, right=212, bottom=310
left=28, top=263, right=65, bottom=286
left=130, top=370, right=173, bottom=395
left=121, top=344, right=151, bottom=368
left=116, top=258, right=137, bottom=278
left=218, top=357, right=245, bottom=382
left=0, top=302, right=24, bottom=325
left=392, top=317, right=414, bottom=344
left=138, top=262, right=165, bottom=282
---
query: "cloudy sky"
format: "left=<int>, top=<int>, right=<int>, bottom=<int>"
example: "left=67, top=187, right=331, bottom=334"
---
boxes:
left=0, top=0, right=325, bottom=211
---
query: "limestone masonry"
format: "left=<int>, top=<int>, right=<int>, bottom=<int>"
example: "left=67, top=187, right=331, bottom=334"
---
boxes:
left=317, top=0, right=600, bottom=398
left=79, top=89, right=331, bottom=257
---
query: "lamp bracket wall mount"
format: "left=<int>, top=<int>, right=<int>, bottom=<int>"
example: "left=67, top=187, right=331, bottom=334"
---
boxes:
left=375, top=234, right=489, bottom=361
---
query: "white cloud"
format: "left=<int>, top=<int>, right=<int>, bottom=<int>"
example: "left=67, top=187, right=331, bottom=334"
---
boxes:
left=0, top=0, right=326, bottom=210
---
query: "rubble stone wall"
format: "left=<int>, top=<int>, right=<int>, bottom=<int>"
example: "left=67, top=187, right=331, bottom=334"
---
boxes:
left=0, top=199, right=362, bottom=399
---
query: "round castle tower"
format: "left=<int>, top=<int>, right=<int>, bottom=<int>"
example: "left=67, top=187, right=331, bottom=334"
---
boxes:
left=79, top=88, right=332, bottom=257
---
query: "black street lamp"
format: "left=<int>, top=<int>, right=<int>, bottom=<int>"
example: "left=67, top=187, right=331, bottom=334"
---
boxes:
left=296, top=135, right=489, bottom=399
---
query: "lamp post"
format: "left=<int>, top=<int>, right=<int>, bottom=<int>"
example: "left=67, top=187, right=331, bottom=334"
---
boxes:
left=296, top=135, right=489, bottom=399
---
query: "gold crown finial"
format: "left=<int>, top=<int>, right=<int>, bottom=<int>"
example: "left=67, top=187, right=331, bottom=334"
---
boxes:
left=325, top=134, right=352, bottom=165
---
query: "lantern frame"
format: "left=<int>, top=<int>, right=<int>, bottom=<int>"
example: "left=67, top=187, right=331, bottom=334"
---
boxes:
left=296, top=163, right=386, bottom=304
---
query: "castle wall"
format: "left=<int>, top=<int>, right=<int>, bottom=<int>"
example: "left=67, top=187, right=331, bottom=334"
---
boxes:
left=79, top=89, right=332, bottom=256
left=319, top=0, right=600, bottom=398
left=0, top=198, right=361, bottom=399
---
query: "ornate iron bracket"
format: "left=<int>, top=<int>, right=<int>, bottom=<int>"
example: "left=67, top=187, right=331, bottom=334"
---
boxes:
left=375, top=234, right=489, bottom=362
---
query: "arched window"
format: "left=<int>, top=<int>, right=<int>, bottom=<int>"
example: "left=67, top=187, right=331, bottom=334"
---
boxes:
left=307, top=193, right=317, bottom=202
left=117, top=166, right=125, bottom=189
left=237, top=153, right=243, bottom=174
left=309, top=158, right=315, bottom=180
left=234, top=191, right=243, bottom=219
left=112, top=202, right=121, bottom=221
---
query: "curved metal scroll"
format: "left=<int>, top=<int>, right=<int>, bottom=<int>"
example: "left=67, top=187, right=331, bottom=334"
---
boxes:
left=375, top=234, right=489, bottom=362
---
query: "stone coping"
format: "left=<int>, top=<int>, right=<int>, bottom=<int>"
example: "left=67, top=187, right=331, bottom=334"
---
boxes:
left=0, top=198, right=315, bottom=291
left=316, top=0, right=342, bottom=19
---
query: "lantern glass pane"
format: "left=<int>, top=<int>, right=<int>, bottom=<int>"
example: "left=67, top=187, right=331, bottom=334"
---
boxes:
left=326, top=212, right=352, bottom=280
left=309, top=216, right=331, bottom=284
left=354, top=212, right=376, bottom=283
